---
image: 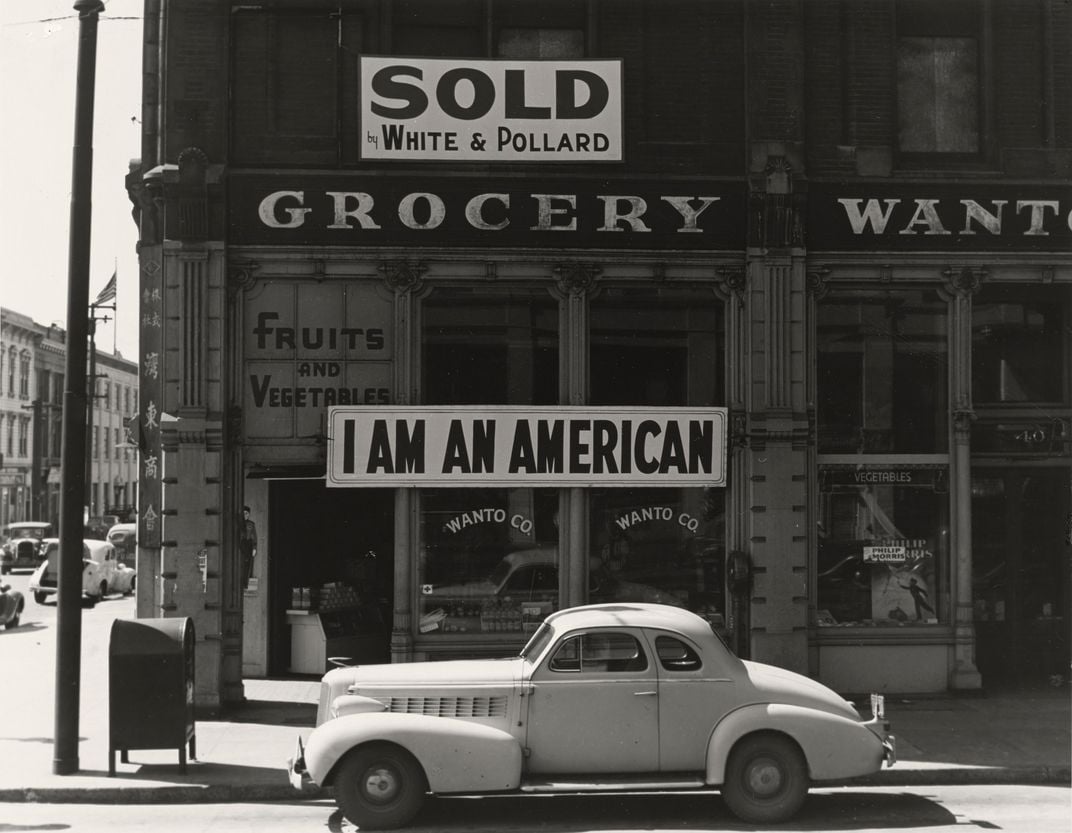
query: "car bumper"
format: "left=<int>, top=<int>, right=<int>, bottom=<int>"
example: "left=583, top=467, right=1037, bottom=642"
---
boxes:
left=287, top=735, right=311, bottom=790
left=864, top=693, right=896, bottom=767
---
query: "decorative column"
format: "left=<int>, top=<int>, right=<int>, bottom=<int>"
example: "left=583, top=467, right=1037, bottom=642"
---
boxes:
left=743, top=156, right=810, bottom=673
left=379, top=259, right=426, bottom=663
left=554, top=261, right=601, bottom=607
left=152, top=148, right=229, bottom=711
left=946, top=266, right=984, bottom=690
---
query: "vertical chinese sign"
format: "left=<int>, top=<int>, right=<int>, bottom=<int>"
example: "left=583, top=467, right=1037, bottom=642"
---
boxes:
left=138, top=255, right=163, bottom=548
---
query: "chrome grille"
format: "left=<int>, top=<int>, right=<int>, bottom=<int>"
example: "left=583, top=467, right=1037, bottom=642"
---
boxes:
left=382, top=695, right=508, bottom=718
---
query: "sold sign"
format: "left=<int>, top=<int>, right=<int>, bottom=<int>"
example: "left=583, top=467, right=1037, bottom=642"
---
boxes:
left=360, top=57, right=623, bottom=162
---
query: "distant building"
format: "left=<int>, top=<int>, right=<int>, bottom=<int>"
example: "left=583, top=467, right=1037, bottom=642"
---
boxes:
left=0, top=307, right=138, bottom=531
left=0, top=308, right=38, bottom=527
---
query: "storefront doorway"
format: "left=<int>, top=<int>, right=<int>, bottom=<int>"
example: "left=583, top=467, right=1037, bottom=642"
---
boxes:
left=971, top=468, right=1071, bottom=687
left=267, top=481, right=393, bottom=676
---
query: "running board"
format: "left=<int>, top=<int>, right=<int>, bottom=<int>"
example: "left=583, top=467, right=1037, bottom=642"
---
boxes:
left=520, top=775, right=707, bottom=793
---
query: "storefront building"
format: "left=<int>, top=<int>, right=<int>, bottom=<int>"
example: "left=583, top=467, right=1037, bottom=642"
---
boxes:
left=129, top=0, right=1070, bottom=711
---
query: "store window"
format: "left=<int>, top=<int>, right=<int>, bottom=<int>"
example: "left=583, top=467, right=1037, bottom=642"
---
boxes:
left=589, top=487, right=725, bottom=625
left=422, top=288, right=559, bottom=405
left=588, top=286, right=726, bottom=621
left=972, top=285, right=1066, bottom=404
left=816, top=467, right=948, bottom=627
left=817, top=289, right=949, bottom=454
left=896, top=0, right=981, bottom=156
left=590, top=286, right=724, bottom=407
left=417, top=488, right=560, bottom=636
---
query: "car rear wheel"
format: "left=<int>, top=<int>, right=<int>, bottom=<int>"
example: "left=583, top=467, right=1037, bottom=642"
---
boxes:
left=335, top=742, right=427, bottom=830
left=722, top=732, right=808, bottom=824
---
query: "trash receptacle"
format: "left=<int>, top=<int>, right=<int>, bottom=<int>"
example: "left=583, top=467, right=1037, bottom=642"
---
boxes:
left=109, top=617, right=196, bottom=775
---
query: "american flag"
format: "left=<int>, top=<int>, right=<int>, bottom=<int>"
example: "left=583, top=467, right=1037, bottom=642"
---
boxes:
left=93, top=270, right=117, bottom=306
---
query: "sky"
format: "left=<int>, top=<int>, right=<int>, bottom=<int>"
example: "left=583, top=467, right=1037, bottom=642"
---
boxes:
left=1, top=0, right=143, bottom=358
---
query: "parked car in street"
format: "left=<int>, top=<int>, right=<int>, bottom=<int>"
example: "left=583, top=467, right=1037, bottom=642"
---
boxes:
left=29, top=539, right=135, bottom=606
left=289, top=602, right=895, bottom=829
left=106, top=523, right=137, bottom=568
left=1, top=522, right=53, bottom=574
left=0, top=580, right=25, bottom=629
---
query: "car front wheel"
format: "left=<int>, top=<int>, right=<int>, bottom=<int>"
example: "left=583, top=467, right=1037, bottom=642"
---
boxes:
left=33, top=591, right=48, bottom=605
left=722, top=732, right=808, bottom=824
left=335, top=743, right=427, bottom=830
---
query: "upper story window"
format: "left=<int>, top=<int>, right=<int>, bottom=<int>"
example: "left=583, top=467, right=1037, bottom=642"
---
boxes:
left=18, top=351, right=30, bottom=399
left=231, top=9, right=341, bottom=165
left=817, top=289, right=949, bottom=454
left=896, top=0, right=981, bottom=158
left=230, top=1, right=589, bottom=166
left=7, top=346, right=16, bottom=395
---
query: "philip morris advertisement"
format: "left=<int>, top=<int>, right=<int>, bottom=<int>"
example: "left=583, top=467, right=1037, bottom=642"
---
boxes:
left=327, top=406, right=728, bottom=488
left=360, top=57, right=623, bottom=162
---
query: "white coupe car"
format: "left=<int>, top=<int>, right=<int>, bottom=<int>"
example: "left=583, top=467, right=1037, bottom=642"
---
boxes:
left=29, top=539, right=135, bottom=605
left=289, top=602, right=894, bottom=829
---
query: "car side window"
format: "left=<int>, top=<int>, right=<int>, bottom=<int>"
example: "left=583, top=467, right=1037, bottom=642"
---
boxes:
left=548, top=632, right=648, bottom=673
left=655, top=636, right=703, bottom=672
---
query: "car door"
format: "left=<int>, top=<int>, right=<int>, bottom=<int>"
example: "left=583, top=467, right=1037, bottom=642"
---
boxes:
left=649, top=632, right=737, bottom=771
left=523, top=629, right=659, bottom=774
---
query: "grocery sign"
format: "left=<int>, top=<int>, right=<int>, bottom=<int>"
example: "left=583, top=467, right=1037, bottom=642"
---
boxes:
left=360, top=57, right=623, bottom=162
left=327, top=406, right=727, bottom=487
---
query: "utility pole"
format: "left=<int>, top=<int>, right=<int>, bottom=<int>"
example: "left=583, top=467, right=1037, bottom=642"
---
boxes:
left=85, top=304, right=112, bottom=520
left=55, top=0, right=104, bottom=776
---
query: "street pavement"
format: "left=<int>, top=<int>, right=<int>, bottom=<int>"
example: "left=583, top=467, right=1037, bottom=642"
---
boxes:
left=0, top=576, right=1068, bottom=805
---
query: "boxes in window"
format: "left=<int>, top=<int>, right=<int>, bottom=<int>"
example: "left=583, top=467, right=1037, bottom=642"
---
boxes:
left=522, top=601, right=554, bottom=633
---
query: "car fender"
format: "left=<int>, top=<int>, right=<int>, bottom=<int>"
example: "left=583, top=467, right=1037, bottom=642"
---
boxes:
left=305, top=712, right=523, bottom=794
left=706, top=703, right=886, bottom=783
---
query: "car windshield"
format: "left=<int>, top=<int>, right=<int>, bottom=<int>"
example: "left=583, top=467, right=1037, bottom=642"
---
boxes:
left=519, top=621, right=555, bottom=660
left=10, top=527, right=45, bottom=540
left=487, top=558, right=514, bottom=588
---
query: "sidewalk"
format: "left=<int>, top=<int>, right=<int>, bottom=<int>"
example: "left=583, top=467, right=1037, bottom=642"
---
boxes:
left=0, top=678, right=1067, bottom=804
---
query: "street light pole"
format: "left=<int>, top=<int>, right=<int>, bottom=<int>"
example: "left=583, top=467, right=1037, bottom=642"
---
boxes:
left=54, top=0, right=104, bottom=776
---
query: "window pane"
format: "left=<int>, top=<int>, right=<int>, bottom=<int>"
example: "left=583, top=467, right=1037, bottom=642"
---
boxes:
left=590, top=287, right=724, bottom=406
left=232, top=12, right=339, bottom=163
left=972, top=286, right=1066, bottom=403
left=418, top=488, right=559, bottom=636
left=817, top=290, right=948, bottom=453
left=422, top=289, right=559, bottom=405
left=498, top=29, right=584, bottom=58
left=817, top=467, right=948, bottom=627
left=589, top=487, right=725, bottom=627
left=898, top=37, right=978, bottom=153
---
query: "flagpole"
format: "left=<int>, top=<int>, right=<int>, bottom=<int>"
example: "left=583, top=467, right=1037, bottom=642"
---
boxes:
left=112, top=259, right=117, bottom=354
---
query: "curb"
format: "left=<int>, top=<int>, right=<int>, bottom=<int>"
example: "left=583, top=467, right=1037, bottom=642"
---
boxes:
left=0, top=767, right=1067, bottom=805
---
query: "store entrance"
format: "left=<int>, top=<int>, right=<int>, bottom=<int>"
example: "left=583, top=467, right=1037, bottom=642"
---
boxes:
left=267, top=482, right=393, bottom=676
left=971, top=468, right=1071, bottom=687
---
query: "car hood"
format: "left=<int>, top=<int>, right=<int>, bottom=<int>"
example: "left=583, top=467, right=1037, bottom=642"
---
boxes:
left=347, top=656, right=523, bottom=689
left=741, top=660, right=860, bottom=721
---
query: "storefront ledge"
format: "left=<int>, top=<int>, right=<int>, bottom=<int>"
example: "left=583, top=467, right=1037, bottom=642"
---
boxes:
left=812, top=625, right=954, bottom=646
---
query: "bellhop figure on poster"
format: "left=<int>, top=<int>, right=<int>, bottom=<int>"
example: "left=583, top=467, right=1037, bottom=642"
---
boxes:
left=240, top=506, right=258, bottom=591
